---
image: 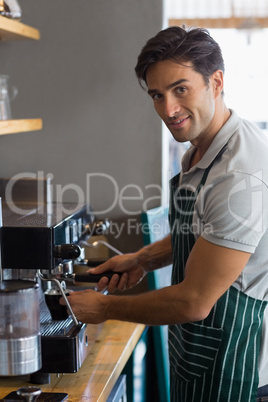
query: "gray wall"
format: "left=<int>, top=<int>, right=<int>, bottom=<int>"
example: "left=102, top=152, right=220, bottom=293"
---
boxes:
left=0, top=0, right=163, bottom=253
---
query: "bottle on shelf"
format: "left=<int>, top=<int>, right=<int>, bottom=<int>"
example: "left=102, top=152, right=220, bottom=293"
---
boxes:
left=0, top=0, right=21, bottom=20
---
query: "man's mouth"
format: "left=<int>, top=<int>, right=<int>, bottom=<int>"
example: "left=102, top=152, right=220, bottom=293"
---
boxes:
left=168, top=116, right=190, bottom=126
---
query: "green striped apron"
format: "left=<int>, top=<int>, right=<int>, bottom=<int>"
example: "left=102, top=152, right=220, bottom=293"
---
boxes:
left=168, top=164, right=267, bottom=402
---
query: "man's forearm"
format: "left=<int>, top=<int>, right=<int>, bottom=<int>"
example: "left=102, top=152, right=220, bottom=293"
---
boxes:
left=102, top=283, right=205, bottom=326
left=136, top=234, right=173, bottom=273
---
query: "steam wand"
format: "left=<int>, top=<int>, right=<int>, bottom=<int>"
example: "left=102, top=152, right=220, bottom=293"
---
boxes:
left=79, top=239, right=123, bottom=255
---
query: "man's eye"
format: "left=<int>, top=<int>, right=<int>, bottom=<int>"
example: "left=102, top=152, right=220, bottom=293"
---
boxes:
left=176, top=87, right=186, bottom=94
left=151, top=93, right=162, bottom=100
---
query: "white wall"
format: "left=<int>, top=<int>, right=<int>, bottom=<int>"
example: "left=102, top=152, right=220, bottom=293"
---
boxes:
left=0, top=0, right=163, bottom=252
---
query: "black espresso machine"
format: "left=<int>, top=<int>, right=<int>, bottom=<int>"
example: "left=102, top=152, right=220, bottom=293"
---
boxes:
left=0, top=177, right=109, bottom=384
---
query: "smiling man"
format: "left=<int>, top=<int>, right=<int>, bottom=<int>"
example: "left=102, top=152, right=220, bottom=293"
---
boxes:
left=62, top=26, right=268, bottom=402
left=146, top=59, right=230, bottom=165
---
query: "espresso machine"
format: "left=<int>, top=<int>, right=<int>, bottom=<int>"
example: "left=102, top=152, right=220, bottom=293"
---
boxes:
left=0, top=177, right=111, bottom=389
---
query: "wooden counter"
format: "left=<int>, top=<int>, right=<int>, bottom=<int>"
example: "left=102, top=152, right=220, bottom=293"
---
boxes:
left=0, top=320, right=146, bottom=401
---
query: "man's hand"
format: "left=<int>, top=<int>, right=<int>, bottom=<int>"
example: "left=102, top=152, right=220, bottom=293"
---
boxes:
left=60, top=289, right=107, bottom=324
left=88, top=253, right=147, bottom=293
left=87, top=235, right=172, bottom=293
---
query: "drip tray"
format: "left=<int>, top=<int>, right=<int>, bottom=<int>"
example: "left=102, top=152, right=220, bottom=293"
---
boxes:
left=39, top=300, right=87, bottom=373
left=40, top=320, right=87, bottom=374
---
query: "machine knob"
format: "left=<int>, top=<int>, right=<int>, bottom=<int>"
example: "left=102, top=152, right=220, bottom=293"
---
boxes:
left=54, top=244, right=81, bottom=259
left=17, top=386, right=42, bottom=402
left=84, top=219, right=110, bottom=236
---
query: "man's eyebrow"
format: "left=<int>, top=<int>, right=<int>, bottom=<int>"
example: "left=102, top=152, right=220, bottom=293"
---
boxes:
left=147, top=79, right=189, bottom=95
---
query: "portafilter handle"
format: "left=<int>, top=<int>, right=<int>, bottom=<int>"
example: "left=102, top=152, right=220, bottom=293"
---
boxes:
left=16, top=386, right=41, bottom=402
left=70, top=271, right=122, bottom=283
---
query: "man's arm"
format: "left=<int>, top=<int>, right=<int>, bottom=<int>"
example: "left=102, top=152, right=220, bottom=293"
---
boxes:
left=137, top=233, right=173, bottom=271
left=89, top=234, right=173, bottom=292
left=65, top=237, right=251, bottom=325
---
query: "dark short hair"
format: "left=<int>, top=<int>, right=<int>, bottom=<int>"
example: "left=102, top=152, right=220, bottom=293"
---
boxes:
left=135, top=26, right=225, bottom=88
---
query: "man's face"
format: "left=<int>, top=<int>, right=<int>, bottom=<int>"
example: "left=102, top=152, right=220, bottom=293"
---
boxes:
left=146, top=59, right=219, bottom=146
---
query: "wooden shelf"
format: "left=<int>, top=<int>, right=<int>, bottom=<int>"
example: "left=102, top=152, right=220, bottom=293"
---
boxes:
left=0, top=15, right=40, bottom=41
left=0, top=118, right=42, bottom=135
left=0, top=17, right=41, bottom=136
left=169, top=16, right=268, bottom=29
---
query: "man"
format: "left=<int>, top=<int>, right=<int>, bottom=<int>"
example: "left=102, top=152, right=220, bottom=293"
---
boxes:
left=62, top=27, right=268, bottom=401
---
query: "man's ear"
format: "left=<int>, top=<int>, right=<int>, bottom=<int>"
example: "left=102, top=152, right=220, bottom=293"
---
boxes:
left=212, top=70, right=224, bottom=97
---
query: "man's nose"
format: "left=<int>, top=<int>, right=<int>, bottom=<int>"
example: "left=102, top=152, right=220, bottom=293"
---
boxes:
left=164, top=97, right=181, bottom=118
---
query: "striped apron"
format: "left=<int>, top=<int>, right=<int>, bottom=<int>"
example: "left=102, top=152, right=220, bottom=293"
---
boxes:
left=168, top=165, right=267, bottom=402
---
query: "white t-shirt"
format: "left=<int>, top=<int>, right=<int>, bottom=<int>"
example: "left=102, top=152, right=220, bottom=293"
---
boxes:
left=179, top=109, right=268, bottom=387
